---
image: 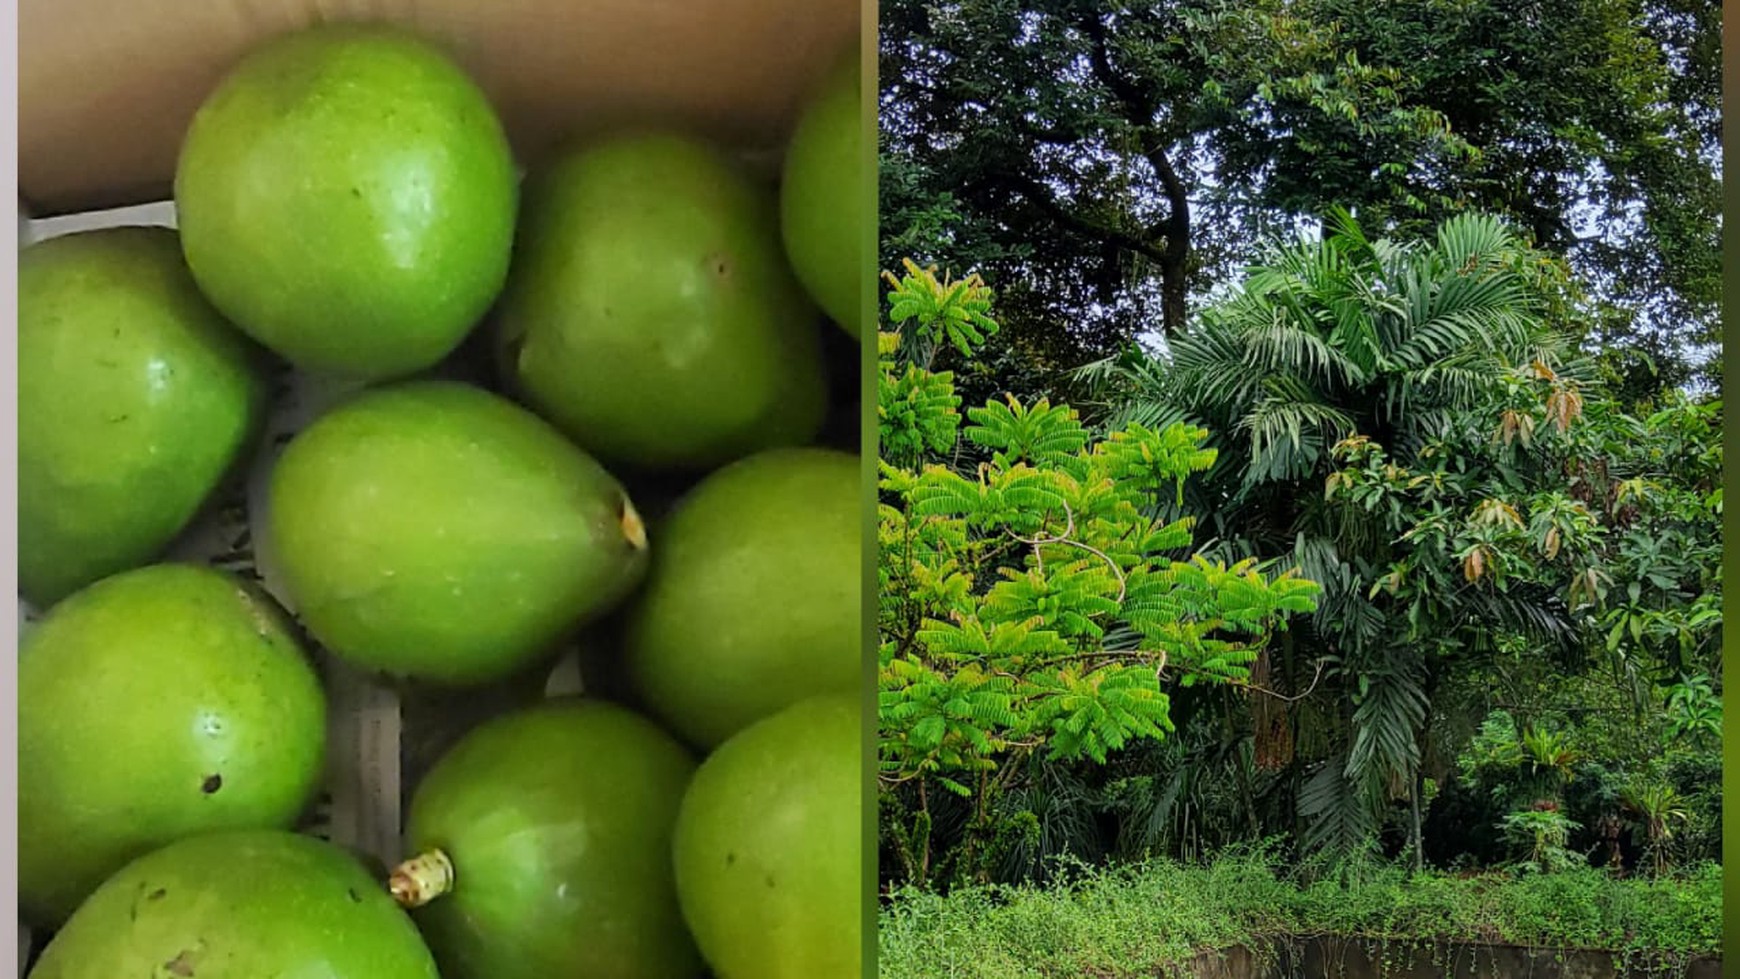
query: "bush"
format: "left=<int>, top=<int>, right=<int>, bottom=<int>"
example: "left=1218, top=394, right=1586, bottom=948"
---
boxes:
left=878, top=854, right=1722, bottom=979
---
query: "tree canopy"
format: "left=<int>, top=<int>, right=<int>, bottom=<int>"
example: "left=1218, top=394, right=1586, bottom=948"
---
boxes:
left=880, top=0, right=1721, bottom=394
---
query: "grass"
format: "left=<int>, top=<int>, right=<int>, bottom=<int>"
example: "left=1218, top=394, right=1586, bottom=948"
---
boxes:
left=877, top=852, right=1722, bottom=979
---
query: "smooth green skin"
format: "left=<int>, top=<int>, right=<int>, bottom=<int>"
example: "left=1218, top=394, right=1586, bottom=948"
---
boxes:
left=268, top=381, right=649, bottom=686
left=175, top=25, right=518, bottom=380
left=672, top=695, right=862, bottom=979
left=625, top=448, right=860, bottom=749
left=406, top=700, right=702, bottom=979
left=781, top=51, right=863, bottom=338
left=18, top=227, right=267, bottom=609
left=29, top=831, right=439, bottom=979
left=498, top=131, right=828, bottom=472
left=19, top=564, right=326, bottom=927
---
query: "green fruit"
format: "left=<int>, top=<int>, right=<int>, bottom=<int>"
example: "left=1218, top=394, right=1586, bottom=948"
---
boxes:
left=672, top=694, right=862, bottom=979
left=498, top=131, right=827, bottom=472
left=18, top=227, right=266, bottom=609
left=781, top=51, right=863, bottom=338
left=399, top=700, right=701, bottom=979
left=28, top=830, right=438, bottom=979
left=175, top=25, right=518, bottom=380
left=625, top=448, right=860, bottom=748
left=19, top=564, right=326, bottom=927
left=268, top=381, right=649, bottom=685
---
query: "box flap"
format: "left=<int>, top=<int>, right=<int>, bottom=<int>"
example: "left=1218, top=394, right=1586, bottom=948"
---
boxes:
left=21, top=0, right=858, bottom=216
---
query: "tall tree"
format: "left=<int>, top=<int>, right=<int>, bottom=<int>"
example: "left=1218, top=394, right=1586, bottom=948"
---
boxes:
left=881, top=0, right=1721, bottom=389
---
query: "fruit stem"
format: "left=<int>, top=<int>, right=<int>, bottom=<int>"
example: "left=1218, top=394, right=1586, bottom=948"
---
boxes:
left=389, top=849, right=455, bottom=908
left=620, top=498, right=648, bottom=550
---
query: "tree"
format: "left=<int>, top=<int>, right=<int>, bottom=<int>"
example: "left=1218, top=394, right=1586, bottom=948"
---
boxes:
left=881, top=0, right=1721, bottom=389
left=876, top=260, right=1320, bottom=888
left=1079, top=210, right=1572, bottom=864
left=1080, top=211, right=1720, bottom=867
left=1280, top=0, right=1723, bottom=385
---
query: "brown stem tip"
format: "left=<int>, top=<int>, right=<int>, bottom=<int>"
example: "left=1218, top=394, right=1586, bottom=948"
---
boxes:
left=389, top=849, right=455, bottom=909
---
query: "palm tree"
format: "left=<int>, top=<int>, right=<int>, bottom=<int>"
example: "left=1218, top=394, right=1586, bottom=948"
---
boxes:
left=1076, top=210, right=1582, bottom=867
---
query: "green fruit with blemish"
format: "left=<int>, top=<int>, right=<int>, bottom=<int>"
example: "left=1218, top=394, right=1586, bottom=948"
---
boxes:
left=19, top=564, right=326, bottom=928
left=27, top=830, right=439, bottom=979
left=672, top=694, right=862, bottom=979
left=19, top=226, right=268, bottom=609
left=267, top=381, right=649, bottom=686
left=781, top=50, right=863, bottom=338
left=497, top=131, right=828, bottom=472
left=625, top=447, right=860, bottom=748
left=396, top=700, right=702, bottom=979
left=174, top=24, right=518, bottom=380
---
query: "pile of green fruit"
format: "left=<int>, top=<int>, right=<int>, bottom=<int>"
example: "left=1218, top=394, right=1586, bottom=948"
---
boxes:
left=18, top=24, right=864, bottom=979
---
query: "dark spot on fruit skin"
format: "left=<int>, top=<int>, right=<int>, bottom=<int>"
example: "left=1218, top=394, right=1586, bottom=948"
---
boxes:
left=130, top=883, right=168, bottom=922
left=725, top=852, right=736, bottom=866
left=764, top=875, right=776, bottom=889
left=347, top=888, right=362, bottom=903
left=202, top=774, right=223, bottom=794
left=164, top=949, right=197, bottom=976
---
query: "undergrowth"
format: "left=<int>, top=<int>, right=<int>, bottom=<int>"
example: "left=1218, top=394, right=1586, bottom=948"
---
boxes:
left=877, top=849, right=1721, bottom=979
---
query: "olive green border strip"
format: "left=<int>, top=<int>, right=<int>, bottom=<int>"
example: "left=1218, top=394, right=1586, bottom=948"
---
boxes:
left=860, top=1, right=883, bottom=977
left=2, top=0, right=21, bottom=963
left=1722, top=3, right=1737, bottom=963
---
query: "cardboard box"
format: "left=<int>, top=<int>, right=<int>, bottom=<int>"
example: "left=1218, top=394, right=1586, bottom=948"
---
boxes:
left=22, top=0, right=859, bottom=216
left=18, top=0, right=861, bottom=970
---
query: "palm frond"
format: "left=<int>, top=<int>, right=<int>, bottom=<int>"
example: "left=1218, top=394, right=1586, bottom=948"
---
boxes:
left=1346, top=664, right=1428, bottom=782
left=1238, top=396, right=1357, bottom=486
left=1240, top=309, right=1368, bottom=388
left=1299, top=755, right=1381, bottom=857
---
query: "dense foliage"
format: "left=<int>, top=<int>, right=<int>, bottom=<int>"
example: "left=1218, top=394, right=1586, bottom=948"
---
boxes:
left=1075, top=210, right=1723, bottom=869
left=881, top=0, right=1722, bottom=394
left=878, top=261, right=1320, bottom=887
left=876, top=6, right=1720, bottom=971
left=877, top=209, right=1721, bottom=892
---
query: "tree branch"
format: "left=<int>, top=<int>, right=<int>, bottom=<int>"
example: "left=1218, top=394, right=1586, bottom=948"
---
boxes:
left=1076, top=10, right=1193, bottom=332
left=1007, top=500, right=1131, bottom=602
left=1078, top=13, right=1153, bottom=124
left=1077, top=12, right=1189, bottom=230
left=979, top=171, right=1170, bottom=266
left=1017, top=117, right=1090, bottom=146
left=1237, top=657, right=1330, bottom=703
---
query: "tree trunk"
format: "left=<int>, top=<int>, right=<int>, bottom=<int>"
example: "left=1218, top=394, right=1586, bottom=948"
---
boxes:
left=1236, top=748, right=1261, bottom=841
left=1159, top=243, right=1188, bottom=335
left=1228, top=692, right=1262, bottom=841
left=1284, top=630, right=1305, bottom=843
left=1411, top=663, right=1439, bottom=875
left=918, top=779, right=931, bottom=884
left=1149, top=153, right=1191, bottom=335
left=1410, top=770, right=1425, bottom=875
left=1078, top=12, right=1193, bottom=335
